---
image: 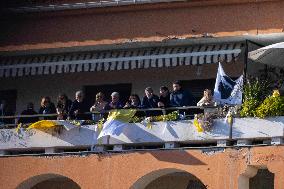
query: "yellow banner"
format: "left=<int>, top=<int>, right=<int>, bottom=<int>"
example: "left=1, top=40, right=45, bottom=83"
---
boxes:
left=26, top=120, right=58, bottom=130
left=107, top=109, right=137, bottom=122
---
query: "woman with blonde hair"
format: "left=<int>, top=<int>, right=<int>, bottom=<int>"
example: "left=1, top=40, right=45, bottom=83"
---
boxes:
left=90, top=92, right=108, bottom=121
left=90, top=92, right=108, bottom=112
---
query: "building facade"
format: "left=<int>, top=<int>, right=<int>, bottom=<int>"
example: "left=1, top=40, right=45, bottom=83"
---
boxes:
left=0, top=146, right=283, bottom=189
left=1, top=1, right=284, bottom=189
left=1, top=0, right=284, bottom=113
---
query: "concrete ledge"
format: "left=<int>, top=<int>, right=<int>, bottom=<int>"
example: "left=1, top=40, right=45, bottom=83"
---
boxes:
left=0, top=125, right=97, bottom=150
left=0, top=117, right=283, bottom=153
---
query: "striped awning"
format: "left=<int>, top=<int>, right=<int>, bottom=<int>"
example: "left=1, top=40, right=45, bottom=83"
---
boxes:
left=0, top=43, right=243, bottom=77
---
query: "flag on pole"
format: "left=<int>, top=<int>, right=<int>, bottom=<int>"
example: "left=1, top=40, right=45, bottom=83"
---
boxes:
left=98, top=109, right=136, bottom=139
left=213, top=63, right=243, bottom=105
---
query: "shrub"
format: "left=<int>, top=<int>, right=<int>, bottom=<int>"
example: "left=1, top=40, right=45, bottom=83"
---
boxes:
left=255, top=90, right=284, bottom=118
left=240, top=79, right=270, bottom=117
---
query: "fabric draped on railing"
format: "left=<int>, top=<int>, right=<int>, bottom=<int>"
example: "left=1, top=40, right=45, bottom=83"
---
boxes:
left=0, top=43, right=243, bottom=77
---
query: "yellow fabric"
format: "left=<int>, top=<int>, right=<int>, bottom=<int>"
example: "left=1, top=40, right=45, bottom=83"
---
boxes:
left=225, top=111, right=233, bottom=125
left=26, top=120, right=58, bottom=130
left=273, top=90, right=280, bottom=97
left=97, top=118, right=105, bottom=145
left=97, top=118, right=104, bottom=131
left=107, top=109, right=137, bottom=122
left=227, top=115, right=233, bottom=125
left=15, top=123, right=22, bottom=133
left=193, top=118, right=204, bottom=132
left=146, top=122, right=152, bottom=129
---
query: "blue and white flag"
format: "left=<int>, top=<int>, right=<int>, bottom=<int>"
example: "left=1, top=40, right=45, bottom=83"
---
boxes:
left=97, top=109, right=136, bottom=139
left=213, top=63, right=243, bottom=105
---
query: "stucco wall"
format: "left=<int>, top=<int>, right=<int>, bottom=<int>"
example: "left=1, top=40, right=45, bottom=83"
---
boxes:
left=0, top=146, right=284, bottom=189
left=1, top=0, right=284, bottom=51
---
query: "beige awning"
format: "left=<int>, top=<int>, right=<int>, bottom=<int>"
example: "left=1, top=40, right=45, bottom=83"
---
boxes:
left=248, top=42, right=284, bottom=67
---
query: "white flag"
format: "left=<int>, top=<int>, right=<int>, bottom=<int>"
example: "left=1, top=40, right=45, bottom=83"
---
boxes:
left=213, top=63, right=243, bottom=105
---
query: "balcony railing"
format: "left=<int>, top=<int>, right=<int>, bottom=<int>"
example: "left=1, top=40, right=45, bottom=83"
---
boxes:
left=0, top=106, right=283, bottom=156
left=0, top=106, right=205, bottom=128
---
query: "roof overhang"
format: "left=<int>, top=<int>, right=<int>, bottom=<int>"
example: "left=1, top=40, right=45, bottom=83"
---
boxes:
left=1, top=33, right=284, bottom=57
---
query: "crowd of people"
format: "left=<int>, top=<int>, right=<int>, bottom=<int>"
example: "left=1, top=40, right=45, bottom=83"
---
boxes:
left=0, top=81, right=216, bottom=124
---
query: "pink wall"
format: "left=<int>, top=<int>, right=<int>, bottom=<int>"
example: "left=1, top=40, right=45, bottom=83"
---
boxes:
left=1, top=146, right=284, bottom=189
left=1, top=0, right=284, bottom=51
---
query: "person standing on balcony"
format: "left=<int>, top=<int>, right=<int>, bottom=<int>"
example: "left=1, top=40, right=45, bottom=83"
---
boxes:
left=142, top=87, right=160, bottom=116
left=142, top=87, right=159, bottom=109
left=18, top=102, right=39, bottom=124
left=170, top=81, right=194, bottom=107
left=197, top=89, right=215, bottom=107
left=90, top=92, right=108, bottom=112
left=90, top=92, right=108, bottom=121
left=124, top=94, right=141, bottom=109
left=56, top=94, right=72, bottom=120
left=68, top=91, right=89, bottom=120
left=39, top=96, right=56, bottom=120
left=158, top=86, right=170, bottom=108
left=104, top=92, right=123, bottom=110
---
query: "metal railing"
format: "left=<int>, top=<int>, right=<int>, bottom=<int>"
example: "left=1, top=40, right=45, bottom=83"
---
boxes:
left=0, top=106, right=209, bottom=128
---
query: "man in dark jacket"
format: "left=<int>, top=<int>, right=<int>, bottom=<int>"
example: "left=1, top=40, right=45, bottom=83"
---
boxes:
left=170, top=81, right=194, bottom=107
left=18, top=102, right=39, bottom=124
left=158, top=86, right=171, bottom=108
left=68, top=91, right=89, bottom=120
left=142, top=87, right=160, bottom=116
left=142, top=87, right=159, bottom=108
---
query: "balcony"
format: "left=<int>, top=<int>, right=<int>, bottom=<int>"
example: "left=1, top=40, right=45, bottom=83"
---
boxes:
left=1, top=107, right=283, bottom=156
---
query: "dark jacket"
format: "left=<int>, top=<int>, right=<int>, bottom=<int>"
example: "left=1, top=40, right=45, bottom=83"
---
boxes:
left=104, top=101, right=124, bottom=110
left=39, top=103, right=56, bottom=120
left=159, top=94, right=171, bottom=108
left=142, top=95, right=159, bottom=109
left=56, top=99, right=73, bottom=119
left=18, top=109, right=39, bottom=124
left=170, top=89, right=194, bottom=107
left=68, top=100, right=89, bottom=120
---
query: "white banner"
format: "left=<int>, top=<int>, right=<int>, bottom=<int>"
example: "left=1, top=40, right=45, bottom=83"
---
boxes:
left=214, top=63, right=243, bottom=105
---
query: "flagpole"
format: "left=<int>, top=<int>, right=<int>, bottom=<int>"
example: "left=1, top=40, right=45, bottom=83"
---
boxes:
left=243, top=39, right=248, bottom=83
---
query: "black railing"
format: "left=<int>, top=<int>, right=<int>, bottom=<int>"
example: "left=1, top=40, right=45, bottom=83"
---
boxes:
left=0, top=106, right=212, bottom=128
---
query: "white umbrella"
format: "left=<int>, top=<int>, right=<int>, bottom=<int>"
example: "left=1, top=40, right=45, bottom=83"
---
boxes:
left=248, top=42, right=284, bottom=67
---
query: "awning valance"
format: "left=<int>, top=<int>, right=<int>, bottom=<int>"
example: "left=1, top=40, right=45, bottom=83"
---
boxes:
left=0, top=43, right=243, bottom=77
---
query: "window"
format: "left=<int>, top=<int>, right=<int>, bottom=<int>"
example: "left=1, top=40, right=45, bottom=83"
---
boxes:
left=0, top=89, right=17, bottom=111
left=0, top=89, right=17, bottom=124
left=181, top=79, right=216, bottom=103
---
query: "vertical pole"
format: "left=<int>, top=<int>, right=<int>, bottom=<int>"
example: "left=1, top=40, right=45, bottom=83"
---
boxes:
left=244, top=39, right=249, bottom=82
left=229, top=116, right=233, bottom=140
